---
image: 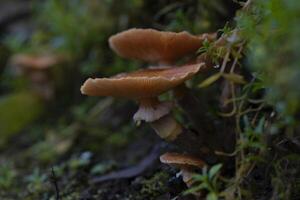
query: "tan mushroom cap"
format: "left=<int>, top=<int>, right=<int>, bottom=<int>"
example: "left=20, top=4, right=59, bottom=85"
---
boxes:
left=11, top=54, right=64, bottom=70
left=160, top=152, right=206, bottom=168
left=109, top=28, right=205, bottom=64
left=80, top=63, right=205, bottom=99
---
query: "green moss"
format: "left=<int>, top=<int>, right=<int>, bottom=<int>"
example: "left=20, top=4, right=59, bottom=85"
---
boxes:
left=134, top=172, right=170, bottom=200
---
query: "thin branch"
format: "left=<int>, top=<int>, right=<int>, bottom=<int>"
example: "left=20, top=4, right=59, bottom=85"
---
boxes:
left=51, top=167, right=60, bottom=200
left=220, top=48, right=231, bottom=73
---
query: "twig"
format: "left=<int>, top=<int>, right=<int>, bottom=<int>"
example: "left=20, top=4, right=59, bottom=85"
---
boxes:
left=220, top=48, right=231, bottom=73
left=51, top=167, right=60, bottom=200
left=243, top=0, right=252, bottom=10
left=230, top=43, right=244, bottom=73
left=238, top=103, right=265, bottom=116
left=91, top=143, right=163, bottom=184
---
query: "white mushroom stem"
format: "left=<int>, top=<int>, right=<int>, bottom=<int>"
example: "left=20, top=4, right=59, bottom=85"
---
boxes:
left=180, top=168, right=203, bottom=198
left=150, top=114, right=182, bottom=141
left=180, top=168, right=195, bottom=187
left=133, top=98, right=173, bottom=123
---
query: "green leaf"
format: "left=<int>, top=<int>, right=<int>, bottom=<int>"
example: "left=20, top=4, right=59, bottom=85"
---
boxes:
left=184, top=182, right=207, bottom=195
left=254, top=116, right=265, bottom=134
left=198, top=73, right=222, bottom=88
left=208, top=164, right=222, bottom=180
left=222, top=73, right=246, bottom=84
left=207, top=192, right=218, bottom=200
left=192, top=174, right=205, bottom=181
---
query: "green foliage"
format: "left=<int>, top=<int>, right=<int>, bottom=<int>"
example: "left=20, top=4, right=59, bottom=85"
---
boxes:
left=198, top=73, right=246, bottom=88
left=68, top=151, right=92, bottom=170
left=29, top=136, right=73, bottom=164
left=241, top=116, right=265, bottom=149
left=185, top=164, right=223, bottom=200
left=90, top=161, right=116, bottom=175
left=35, top=0, right=113, bottom=53
left=0, top=92, right=44, bottom=147
left=237, top=0, right=300, bottom=116
left=25, top=168, right=48, bottom=194
left=0, top=163, right=16, bottom=190
left=134, top=172, right=170, bottom=200
left=165, top=0, right=232, bottom=33
left=198, top=73, right=222, bottom=88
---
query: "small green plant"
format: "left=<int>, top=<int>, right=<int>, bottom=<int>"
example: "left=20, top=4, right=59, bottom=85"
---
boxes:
left=0, top=163, right=16, bottom=190
left=184, top=164, right=223, bottom=200
left=25, top=168, right=47, bottom=194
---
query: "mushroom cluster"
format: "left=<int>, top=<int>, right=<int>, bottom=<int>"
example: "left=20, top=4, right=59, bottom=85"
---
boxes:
left=81, top=28, right=215, bottom=186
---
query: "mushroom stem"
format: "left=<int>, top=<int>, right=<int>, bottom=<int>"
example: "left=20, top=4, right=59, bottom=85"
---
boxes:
left=150, top=114, right=182, bottom=141
left=180, top=168, right=195, bottom=187
left=133, top=98, right=173, bottom=122
left=159, top=152, right=206, bottom=189
left=180, top=168, right=203, bottom=197
left=151, top=114, right=217, bottom=162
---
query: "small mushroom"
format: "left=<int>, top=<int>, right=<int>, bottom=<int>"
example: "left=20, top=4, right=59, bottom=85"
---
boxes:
left=160, top=152, right=206, bottom=187
left=109, top=28, right=211, bottom=65
left=81, top=63, right=204, bottom=125
left=10, top=53, right=65, bottom=100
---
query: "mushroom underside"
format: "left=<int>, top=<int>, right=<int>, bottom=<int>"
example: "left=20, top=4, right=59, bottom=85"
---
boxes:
left=133, top=100, right=173, bottom=122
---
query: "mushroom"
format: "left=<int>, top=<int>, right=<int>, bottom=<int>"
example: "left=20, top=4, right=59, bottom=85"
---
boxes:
left=160, top=152, right=206, bottom=187
left=109, top=28, right=212, bottom=65
left=10, top=53, right=65, bottom=100
left=81, top=63, right=205, bottom=139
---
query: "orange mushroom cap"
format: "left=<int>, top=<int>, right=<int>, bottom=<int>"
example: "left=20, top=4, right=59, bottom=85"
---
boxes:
left=109, top=28, right=207, bottom=64
left=160, top=152, right=206, bottom=188
left=81, top=63, right=204, bottom=122
left=160, top=152, right=206, bottom=168
left=80, top=63, right=204, bottom=99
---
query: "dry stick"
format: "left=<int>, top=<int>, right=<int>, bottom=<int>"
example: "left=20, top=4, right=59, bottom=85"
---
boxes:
left=220, top=48, right=231, bottom=73
left=230, top=43, right=244, bottom=73
left=91, top=143, right=163, bottom=183
left=243, top=0, right=252, bottom=10
left=50, top=167, right=60, bottom=200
